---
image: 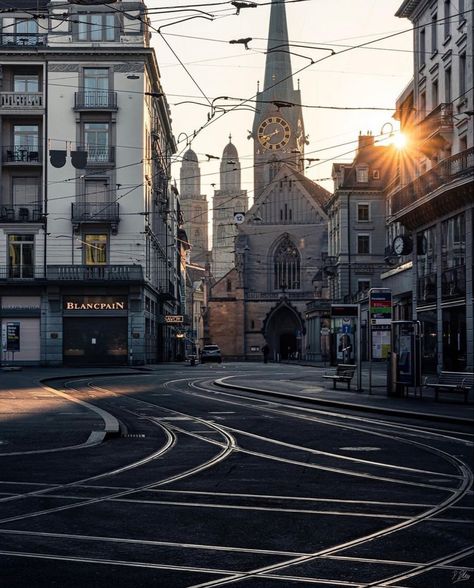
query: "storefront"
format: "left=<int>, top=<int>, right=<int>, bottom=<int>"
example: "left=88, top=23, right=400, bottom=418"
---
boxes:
left=62, top=295, right=129, bottom=365
left=0, top=295, right=41, bottom=365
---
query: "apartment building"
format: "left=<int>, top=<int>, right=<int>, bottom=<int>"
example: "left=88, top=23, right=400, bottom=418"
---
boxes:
left=0, top=0, right=178, bottom=365
left=388, top=0, right=473, bottom=372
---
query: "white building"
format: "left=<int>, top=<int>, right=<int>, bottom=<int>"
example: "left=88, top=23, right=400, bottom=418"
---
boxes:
left=0, top=0, right=178, bottom=365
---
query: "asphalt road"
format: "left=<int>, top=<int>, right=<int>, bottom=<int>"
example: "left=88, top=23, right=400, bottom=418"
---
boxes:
left=1, top=363, right=473, bottom=587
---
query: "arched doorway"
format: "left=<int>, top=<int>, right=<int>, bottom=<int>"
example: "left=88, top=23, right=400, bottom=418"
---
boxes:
left=264, top=302, right=304, bottom=360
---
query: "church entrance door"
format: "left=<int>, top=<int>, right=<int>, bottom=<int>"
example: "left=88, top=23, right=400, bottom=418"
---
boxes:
left=265, top=304, right=303, bottom=361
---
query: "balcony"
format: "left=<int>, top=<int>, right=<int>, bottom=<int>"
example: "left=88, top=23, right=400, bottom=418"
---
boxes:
left=2, top=145, right=41, bottom=165
left=0, top=92, right=43, bottom=111
left=417, top=103, right=453, bottom=144
left=74, top=91, right=118, bottom=110
left=390, top=148, right=473, bottom=229
left=0, top=33, right=47, bottom=47
left=46, top=265, right=144, bottom=283
left=80, top=146, right=115, bottom=166
left=0, top=265, right=44, bottom=281
left=0, top=205, right=44, bottom=223
left=71, top=201, right=120, bottom=234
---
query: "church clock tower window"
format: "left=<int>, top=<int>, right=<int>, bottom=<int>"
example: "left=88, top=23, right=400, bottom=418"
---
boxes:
left=274, top=237, right=300, bottom=290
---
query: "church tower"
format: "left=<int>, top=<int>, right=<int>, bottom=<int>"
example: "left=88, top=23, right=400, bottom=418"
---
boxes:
left=179, top=148, right=208, bottom=264
left=212, top=137, right=248, bottom=280
left=252, top=0, right=305, bottom=199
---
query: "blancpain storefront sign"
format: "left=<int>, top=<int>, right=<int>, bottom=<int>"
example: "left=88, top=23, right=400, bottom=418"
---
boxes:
left=63, top=297, right=128, bottom=312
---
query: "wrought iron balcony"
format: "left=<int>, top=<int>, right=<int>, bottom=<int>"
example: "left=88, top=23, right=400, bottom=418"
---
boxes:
left=417, top=103, right=453, bottom=143
left=0, top=33, right=47, bottom=47
left=2, top=145, right=41, bottom=164
left=74, top=91, right=118, bottom=110
left=72, top=201, right=120, bottom=233
left=47, top=265, right=144, bottom=282
left=79, top=145, right=115, bottom=166
left=390, top=148, right=473, bottom=227
left=0, top=204, right=44, bottom=223
left=0, top=92, right=43, bottom=110
left=0, top=265, right=43, bottom=280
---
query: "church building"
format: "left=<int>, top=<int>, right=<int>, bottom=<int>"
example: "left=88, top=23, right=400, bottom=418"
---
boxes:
left=207, top=0, right=331, bottom=361
left=212, top=137, right=248, bottom=280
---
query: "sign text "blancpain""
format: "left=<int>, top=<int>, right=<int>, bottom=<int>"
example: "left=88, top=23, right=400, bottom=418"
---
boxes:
left=66, top=302, right=125, bottom=310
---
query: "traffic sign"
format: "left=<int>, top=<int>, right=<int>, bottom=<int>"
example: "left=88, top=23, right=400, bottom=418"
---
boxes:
left=234, top=212, right=245, bottom=224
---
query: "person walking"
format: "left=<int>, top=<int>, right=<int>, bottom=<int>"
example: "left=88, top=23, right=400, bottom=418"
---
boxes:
left=262, top=343, right=269, bottom=364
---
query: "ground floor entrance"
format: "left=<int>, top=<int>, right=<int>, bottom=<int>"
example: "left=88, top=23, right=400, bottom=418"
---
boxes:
left=63, top=317, right=128, bottom=365
left=264, top=302, right=304, bottom=361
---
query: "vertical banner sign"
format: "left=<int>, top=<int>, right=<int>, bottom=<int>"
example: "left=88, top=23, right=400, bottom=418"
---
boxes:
left=6, top=322, right=20, bottom=352
left=369, top=289, right=392, bottom=359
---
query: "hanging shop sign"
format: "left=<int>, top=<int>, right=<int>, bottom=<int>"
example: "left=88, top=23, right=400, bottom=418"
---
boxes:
left=164, top=315, right=184, bottom=324
left=63, top=296, right=128, bottom=311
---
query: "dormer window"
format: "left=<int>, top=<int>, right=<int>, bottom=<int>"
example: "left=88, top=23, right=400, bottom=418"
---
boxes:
left=356, top=165, right=369, bottom=183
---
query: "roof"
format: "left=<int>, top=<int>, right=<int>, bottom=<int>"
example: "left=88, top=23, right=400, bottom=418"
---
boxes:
left=222, top=140, right=238, bottom=160
left=183, top=148, right=198, bottom=163
left=292, top=167, right=332, bottom=208
left=395, top=0, right=421, bottom=18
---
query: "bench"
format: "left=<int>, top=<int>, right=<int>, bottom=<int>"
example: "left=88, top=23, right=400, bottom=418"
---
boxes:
left=323, top=364, right=357, bottom=390
left=423, top=371, right=473, bottom=403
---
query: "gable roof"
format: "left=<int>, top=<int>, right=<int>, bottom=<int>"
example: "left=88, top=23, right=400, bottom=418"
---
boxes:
left=291, top=167, right=332, bottom=208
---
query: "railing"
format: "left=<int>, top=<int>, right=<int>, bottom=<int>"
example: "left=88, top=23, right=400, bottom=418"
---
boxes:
left=0, top=92, right=43, bottom=109
left=71, top=201, right=119, bottom=222
left=47, top=265, right=144, bottom=282
left=2, top=145, right=41, bottom=164
left=417, top=103, right=453, bottom=141
left=391, top=147, right=474, bottom=215
left=417, top=273, right=437, bottom=305
left=0, top=265, right=43, bottom=280
left=0, top=204, right=43, bottom=222
left=74, top=91, right=118, bottom=109
left=441, top=265, right=466, bottom=300
left=79, top=146, right=115, bottom=165
left=0, top=33, right=47, bottom=47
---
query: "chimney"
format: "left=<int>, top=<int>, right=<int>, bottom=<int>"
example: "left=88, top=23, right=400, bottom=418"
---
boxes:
left=358, top=132, right=375, bottom=153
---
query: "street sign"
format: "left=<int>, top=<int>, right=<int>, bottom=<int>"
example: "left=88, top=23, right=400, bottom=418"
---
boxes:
left=164, top=315, right=184, bottom=324
left=369, top=289, right=392, bottom=330
left=330, top=304, right=358, bottom=318
left=234, top=212, right=245, bottom=224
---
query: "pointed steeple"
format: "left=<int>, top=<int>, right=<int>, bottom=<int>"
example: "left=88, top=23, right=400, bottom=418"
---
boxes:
left=263, top=0, right=293, bottom=100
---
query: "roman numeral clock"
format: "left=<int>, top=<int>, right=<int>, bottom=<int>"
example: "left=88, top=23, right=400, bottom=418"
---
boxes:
left=257, top=116, right=291, bottom=151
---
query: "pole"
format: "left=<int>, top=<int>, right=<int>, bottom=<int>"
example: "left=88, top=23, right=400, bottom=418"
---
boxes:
left=356, top=303, right=362, bottom=392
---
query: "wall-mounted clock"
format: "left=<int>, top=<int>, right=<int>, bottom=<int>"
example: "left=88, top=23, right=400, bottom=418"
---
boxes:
left=257, top=116, right=291, bottom=151
left=392, top=234, right=413, bottom=256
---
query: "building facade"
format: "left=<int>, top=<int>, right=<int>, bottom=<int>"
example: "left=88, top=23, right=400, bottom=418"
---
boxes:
left=211, top=138, right=247, bottom=280
left=0, top=0, right=179, bottom=366
left=388, top=0, right=473, bottom=372
left=207, top=0, right=330, bottom=361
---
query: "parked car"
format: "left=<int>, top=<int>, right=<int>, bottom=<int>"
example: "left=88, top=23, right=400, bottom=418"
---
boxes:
left=200, top=345, right=222, bottom=364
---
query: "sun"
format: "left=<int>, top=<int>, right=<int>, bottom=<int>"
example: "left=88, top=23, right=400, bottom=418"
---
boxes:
left=392, top=132, right=408, bottom=150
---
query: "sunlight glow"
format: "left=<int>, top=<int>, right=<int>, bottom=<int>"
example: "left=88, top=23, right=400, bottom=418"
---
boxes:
left=392, top=132, right=408, bottom=150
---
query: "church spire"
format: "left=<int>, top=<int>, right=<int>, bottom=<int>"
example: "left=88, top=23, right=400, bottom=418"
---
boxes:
left=262, top=0, right=294, bottom=101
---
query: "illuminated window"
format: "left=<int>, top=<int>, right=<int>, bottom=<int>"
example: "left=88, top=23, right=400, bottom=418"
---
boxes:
left=84, top=234, right=107, bottom=265
left=8, top=234, right=34, bottom=278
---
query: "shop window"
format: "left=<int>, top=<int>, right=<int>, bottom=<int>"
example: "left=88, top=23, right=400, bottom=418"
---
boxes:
left=442, top=307, right=466, bottom=370
left=357, top=234, right=370, bottom=254
left=441, top=213, right=465, bottom=299
left=417, top=226, right=437, bottom=304
left=357, top=203, right=369, bottom=222
left=8, top=234, right=34, bottom=278
left=418, top=310, right=437, bottom=373
left=84, top=233, right=108, bottom=265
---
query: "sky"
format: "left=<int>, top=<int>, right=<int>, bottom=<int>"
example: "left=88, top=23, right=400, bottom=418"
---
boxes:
left=147, top=0, right=414, bottom=205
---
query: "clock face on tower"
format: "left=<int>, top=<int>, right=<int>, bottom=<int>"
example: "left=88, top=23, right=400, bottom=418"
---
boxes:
left=257, top=116, right=291, bottom=151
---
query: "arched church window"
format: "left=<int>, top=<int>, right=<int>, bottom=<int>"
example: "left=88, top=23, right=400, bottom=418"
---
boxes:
left=273, top=237, right=300, bottom=290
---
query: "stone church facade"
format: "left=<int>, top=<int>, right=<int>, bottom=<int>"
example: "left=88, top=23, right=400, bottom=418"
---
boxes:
left=207, top=0, right=331, bottom=360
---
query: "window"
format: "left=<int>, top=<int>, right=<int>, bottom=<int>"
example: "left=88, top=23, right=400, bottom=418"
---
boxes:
left=84, top=178, right=109, bottom=203
left=12, top=177, right=40, bottom=212
left=419, top=91, right=426, bottom=117
left=14, top=74, right=39, bottom=93
left=459, top=53, right=466, bottom=97
left=83, top=68, right=109, bottom=107
left=8, top=234, right=34, bottom=278
left=217, top=225, right=225, bottom=244
left=84, top=234, right=107, bottom=265
left=357, top=235, right=370, bottom=255
left=356, top=166, right=369, bottom=183
left=77, top=13, right=116, bottom=42
left=273, top=236, right=300, bottom=290
left=432, top=79, right=439, bottom=109
left=14, top=19, right=38, bottom=45
left=419, top=28, right=426, bottom=67
left=444, top=1, right=451, bottom=37
left=372, top=169, right=380, bottom=180
left=84, top=122, right=109, bottom=162
left=357, top=203, right=370, bottom=222
left=445, top=67, right=452, bottom=102
left=431, top=12, right=437, bottom=54
left=12, top=125, right=38, bottom=161
left=459, top=0, right=465, bottom=23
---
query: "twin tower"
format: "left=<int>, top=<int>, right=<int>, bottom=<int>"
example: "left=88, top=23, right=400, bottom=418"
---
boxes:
left=179, top=138, right=247, bottom=279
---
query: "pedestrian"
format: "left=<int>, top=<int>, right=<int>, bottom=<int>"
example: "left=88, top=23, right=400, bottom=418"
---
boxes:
left=262, top=343, right=269, bottom=364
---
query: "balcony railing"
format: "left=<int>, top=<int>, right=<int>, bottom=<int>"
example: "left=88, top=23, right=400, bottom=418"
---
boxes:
left=391, top=147, right=474, bottom=215
left=441, top=265, right=466, bottom=300
left=0, top=33, right=47, bottom=47
left=74, top=91, right=118, bottom=110
left=0, top=265, right=43, bottom=280
left=417, top=103, right=453, bottom=141
left=46, top=265, right=144, bottom=282
left=0, top=92, right=43, bottom=110
left=80, top=146, right=115, bottom=165
left=71, top=201, right=119, bottom=222
left=2, top=145, right=41, bottom=164
left=0, top=204, right=43, bottom=223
